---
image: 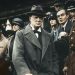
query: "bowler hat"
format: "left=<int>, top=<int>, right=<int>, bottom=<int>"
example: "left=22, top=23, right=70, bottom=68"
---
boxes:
left=26, top=5, right=45, bottom=17
left=12, top=18, right=24, bottom=28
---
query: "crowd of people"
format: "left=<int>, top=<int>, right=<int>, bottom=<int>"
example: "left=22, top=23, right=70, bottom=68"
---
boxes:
left=0, top=2, right=75, bottom=75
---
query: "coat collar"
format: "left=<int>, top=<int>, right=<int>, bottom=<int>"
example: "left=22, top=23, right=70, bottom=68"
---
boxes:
left=24, top=24, right=41, bottom=49
left=58, top=20, right=73, bottom=34
left=23, top=24, right=50, bottom=59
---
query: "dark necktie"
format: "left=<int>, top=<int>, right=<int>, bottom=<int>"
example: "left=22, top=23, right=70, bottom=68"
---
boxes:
left=61, top=27, right=64, bottom=31
left=53, top=31, right=57, bottom=41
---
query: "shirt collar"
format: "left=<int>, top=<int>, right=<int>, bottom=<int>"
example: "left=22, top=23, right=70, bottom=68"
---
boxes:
left=62, top=20, right=68, bottom=28
left=61, top=20, right=68, bottom=31
left=30, top=24, right=41, bottom=32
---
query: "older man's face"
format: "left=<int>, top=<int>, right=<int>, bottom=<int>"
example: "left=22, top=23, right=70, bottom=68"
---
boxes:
left=29, top=15, right=43, bottom=28
left=57, top=10, right=69, bottom=25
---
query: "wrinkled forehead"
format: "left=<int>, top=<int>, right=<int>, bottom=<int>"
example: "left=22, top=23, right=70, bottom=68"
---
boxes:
left=57, top=10, right=66, bottom=16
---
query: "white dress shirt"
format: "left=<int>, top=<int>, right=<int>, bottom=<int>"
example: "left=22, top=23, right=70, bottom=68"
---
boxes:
left=62, top=20, right=68, bottom=31
left=30, top=24, right=41, bottom=38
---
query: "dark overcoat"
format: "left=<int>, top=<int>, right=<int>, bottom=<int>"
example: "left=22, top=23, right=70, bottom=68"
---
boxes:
left=12, top=24, right=59, bottom=75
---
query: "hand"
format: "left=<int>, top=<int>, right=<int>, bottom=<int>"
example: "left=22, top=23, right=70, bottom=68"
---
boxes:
left=63, top=66, right=68, bottom=72
left=58, top=32, right=68, bottom=39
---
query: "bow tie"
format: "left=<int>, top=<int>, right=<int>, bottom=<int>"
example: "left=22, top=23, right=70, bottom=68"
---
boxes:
left=33, top=30, right=41, bottom=34
left=33, top=30, right=42, bottom=45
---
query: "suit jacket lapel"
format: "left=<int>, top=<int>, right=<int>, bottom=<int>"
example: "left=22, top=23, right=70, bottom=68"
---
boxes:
left=65, top=21, right=69, bottom=32
left=65, top=20, right=73, bottom=34
left=23, top=25, right=41, bottom=49
left=41, top=29, right=50, bottom=59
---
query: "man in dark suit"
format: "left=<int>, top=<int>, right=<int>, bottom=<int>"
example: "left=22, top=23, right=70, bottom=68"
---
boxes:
left=57, top=9, right=73, bottom=35
left=12, top=5, right=59, bottom=75
left=55, top=9, right=73, bottom=75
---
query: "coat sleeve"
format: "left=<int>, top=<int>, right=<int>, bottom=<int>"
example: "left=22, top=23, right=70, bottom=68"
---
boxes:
left=12, top=31, right=31, bottom=75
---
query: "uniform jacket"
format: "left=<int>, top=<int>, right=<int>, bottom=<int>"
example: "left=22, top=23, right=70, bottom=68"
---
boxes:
left=12, top=24, right=59, bottom=75
left=64, top=22, right=75, bottom=75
